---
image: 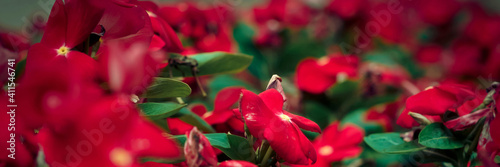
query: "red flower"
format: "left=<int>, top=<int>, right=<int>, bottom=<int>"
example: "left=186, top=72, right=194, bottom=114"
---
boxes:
left=293, top=122, right=364, bottom=167
left=25, top=0, right=103, bottom=78
left=313, top=122, right=364, bottom=162
left=464, top=5, right=500, bottom=47
left=325, top=0, right=365, bottom=19
left=138, top=2, right=184, bottom=53
left=239, top=89, right=320, bottom=165
left=158, top=3, right=233, bottom=52
left=204, top=87, right=245, bottom=134
left=38, top=95, right=181, bottom=167
left=397, top=84, right=484, bottom=128
left=218, top=160, right=257, bottom=167
left=0, top=90, right=38, bottom=167
left=296, top=55, right=358, bottom=94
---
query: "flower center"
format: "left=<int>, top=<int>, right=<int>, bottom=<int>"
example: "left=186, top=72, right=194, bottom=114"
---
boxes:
left=146, top=11, right=157, bottom=17
left=57, top=46, right=70, bottom=56
left=110, top=148, right=133, bottom=167
left=319, top=145, right=334, bottom=156
left=279, top=113, right=291, bottom=122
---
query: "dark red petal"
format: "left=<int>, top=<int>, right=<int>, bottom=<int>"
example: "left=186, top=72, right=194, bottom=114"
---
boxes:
left=150, top=16, right=184, bottom=53
left=131, top=118, right=181, bottom=158
left=64, top=0, right=104, bottom=47
left=319, top=122, right=340, bottom=142
left=66, top=51, right=98, bottom=80
left=296, top=58, right=336, bottom=94
left=149, top=34, right=166, bottom=51
left=335, top=124, right=364, bottom=147
left=264, top=123, right=317, bottom=165
left=240, top=90, right=275, bottom=138
left=396, top=109, right=419, bottom=129
left=321, top=55, right=358, bottom=77
left=258, top=89, right=284, bottom=113
left=184, top=128, right=218, bottom=167
left=285, top=112, right=321, bottom=133
left=325, top=147, right=362, bottom=162
left=214, top=87, right=243, bottom=112
left=444, top=108, right=490, bottom=131
left=25, top=43, right=57, bottom=75
left=205, top=110, right=234, bottom=125
left=218, top=160, right=257, bottom=167
left=100, top=4, right=147, bottom=40
left=406, top=87, right=457, bottom=115
left=40, top=0, right=67, bottom=49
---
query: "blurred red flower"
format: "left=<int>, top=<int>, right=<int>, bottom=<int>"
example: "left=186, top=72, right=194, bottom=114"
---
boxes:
left=239, top=89, right=320, bottom=165
left=397, top=84, right=485, bottom=128
left=296, top=54, right=358, bottom=94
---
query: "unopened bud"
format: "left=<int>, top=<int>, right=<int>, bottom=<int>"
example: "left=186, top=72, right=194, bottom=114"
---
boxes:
left=408, top=112, right=432, bottom=126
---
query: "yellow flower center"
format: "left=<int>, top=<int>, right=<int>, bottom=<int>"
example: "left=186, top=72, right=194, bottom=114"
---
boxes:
left=319, top=145, right=334, bottom=156
left=57, top=46, right=70, bottom=56
left=279, top=113, right=291, bottom=122
left=110, top=148, right=133, bottom=167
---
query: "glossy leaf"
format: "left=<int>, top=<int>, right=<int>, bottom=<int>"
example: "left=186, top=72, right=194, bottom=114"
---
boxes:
left=418, top=123, right=464, bottom=149
left=364, top=132, right=425, bottom=154
left=141, top=77, right=191, bottom=98
left=161, top=52, right=253, bottom=77
left=172, top=108, right=216, bottom=133
left=138, top=102, right=186, bottom=120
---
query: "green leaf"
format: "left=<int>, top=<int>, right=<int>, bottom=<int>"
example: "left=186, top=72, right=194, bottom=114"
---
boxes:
left=174, top=133, right=255, bottom=162
left=138, top=102, right=186, bottom=120
left=364, top=133, right=425, bottom=154
left=141, top=78, right=191, bottom=98
left=172, top=108, right=216, bottom=133
left=173, top=133, right=230, bottom=148
left=418, top=123, right=464, bottom=149
left=161, top=52, right=253, bottom=77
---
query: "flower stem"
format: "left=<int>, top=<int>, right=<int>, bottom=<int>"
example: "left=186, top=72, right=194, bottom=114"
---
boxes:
left=260, top=146, right=274, bottom=167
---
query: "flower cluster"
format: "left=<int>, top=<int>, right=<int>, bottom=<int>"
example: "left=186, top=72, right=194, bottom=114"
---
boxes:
left=2, top=0, right=500, bottom=166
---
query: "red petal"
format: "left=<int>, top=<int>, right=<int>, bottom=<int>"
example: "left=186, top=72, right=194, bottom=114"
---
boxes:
left=406, top=86, right=458, bottom=115
left=131, top=118, right=181, bottom=159
left=25, top=43, right=57, bottom=75
left=214, top=87, right=243, bottom=112
left=335, top=124, right=364, bottom=147
left=149, top=35, right=166, bottom=51
left=64, top=0, right=104, bottom=47
left=396, top=108, right=419, bottom=129
left=205, top=110, right=234, bottom=125
left=258, top=89, right=284, bottom=113
left=326, top=147, right=362, bottom=162
left=150, top=16, right=184, bottom=53
left=265, top=123, right=317, bottom=165
left=100, top=4, right=147, bottom=40
left=40, top=0, right=67, bottom=48
left=444, top=108, right=490, bottom=131
left=219, top=160, right=257, bottom=167
left=296, top=58, right=336, bottom=94
left=285, top=112, right=321, bottom=133
left=240, top=90, right=275, bottom=138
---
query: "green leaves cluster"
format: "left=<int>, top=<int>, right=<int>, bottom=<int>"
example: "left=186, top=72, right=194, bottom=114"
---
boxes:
left=364, top=123, right=469, bottom=166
